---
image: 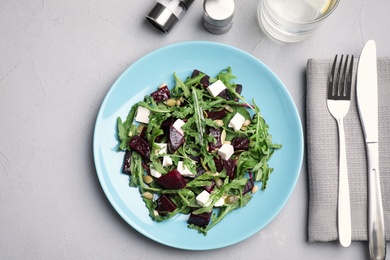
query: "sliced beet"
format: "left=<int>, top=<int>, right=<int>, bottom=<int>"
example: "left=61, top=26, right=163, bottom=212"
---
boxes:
left=196, top=166, right=207, bottom=177
left=235, top=84, right=242, bottom=94
left=150, top=85, right=170, bottom=102
left=224, top=159, right=236, bottom=180
left=214, top=157, right=224, bottom=172
left=188, top=211, right=212, bottom=227
left=161, top=117, right=176, bottom=130
left=191, top=69, right=201, bottom=78
left=168, top=125, right=185, bottom=153
left=242, top=178, right=254, bottom=195
left=204, top=180, right=215, bottom=193
left=200, top=75, right=210, bottom=87
left=129, top=135, right=150, bottom=159
left=155, top=195, right=177, bottom=214
left=155, top=169, right=187, bottom=189
left=191, top=69, right=210, bottom=88
left=208, top=127, right=222, bottom=151
left=205, top=109, right=227, bottom=120
left=218, top=89, right=231, bottom=100
left=231, top=137, right=249, bottom=151
left=122, top=151, right=132, bottom=175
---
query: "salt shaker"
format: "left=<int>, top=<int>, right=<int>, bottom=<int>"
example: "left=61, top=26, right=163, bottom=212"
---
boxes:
left=146, top=0, right=195, bottom=33
left=203, top=0, right=235, bottom=34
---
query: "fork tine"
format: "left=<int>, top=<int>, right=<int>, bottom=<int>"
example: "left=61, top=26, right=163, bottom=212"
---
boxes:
left=336, top=55, right=344, bottom=96
left=345, top=55, right=354, bottom=100
left=328, top=55, right=338, bottom=99
left=328, top=55, right=353, bottom=100
left=341, top=55, right=349, bottom=96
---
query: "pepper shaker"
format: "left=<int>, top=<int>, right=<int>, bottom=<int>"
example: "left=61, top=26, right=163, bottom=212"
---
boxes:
left=203, top=0, right=235, bottom=34
left=147, top=0, right=195, bottom=33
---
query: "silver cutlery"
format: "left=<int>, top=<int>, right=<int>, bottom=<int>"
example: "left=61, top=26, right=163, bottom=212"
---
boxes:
left=356, top=40, right=386, bottom=260
left=327, top=54, right=354, bottom=247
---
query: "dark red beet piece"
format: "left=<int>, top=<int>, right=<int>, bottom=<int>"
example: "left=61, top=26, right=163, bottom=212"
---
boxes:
left=231, top=137, right=249, bottom=151
left=188, top=212, right=212, bottom=227
left=155, top=169, right=187, bottom=189
left=223, top=159, right=236, bottom=180
left=242, top=178, right=254, bottom=195
left=161, top=117, right=176, bottom=130
left=196, top=166, right=207, bottom=177
left=191, top=69, right=210, bottom=87
left=235, top=84, right=242, bottom=94
left=168, top=125, right=185, bottom=153
left=155, top=195, right=177, bottom=214
left=191, top=69, right=201, bottom=78
left=213, top=157, right=235, bottom=179
left=218, top=89, right=231, bottom=100
left=204, top=180, right=215, bottom=193
left=150, top=85, right=170, bottom=103
left=122, top=151, right=132, bottom=175
left=129, top=135, right=150, bottom=159
left=206, top=109, right=227, bottom=120
left=214, top=158, right=224, bottom=172
left=208, top=127, right=222, bottom=151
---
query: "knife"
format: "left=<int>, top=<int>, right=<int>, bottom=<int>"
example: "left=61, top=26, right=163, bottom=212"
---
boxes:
left=356, top=40, right=386, bottom=260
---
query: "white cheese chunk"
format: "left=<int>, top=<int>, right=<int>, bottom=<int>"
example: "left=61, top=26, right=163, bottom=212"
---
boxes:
left=218, top=143, right=234, bottom=160
left=155, top=143, right=167, bottom=155
left=196, top=190, right=211, bottom=207
left=150, top=168, right=162, bottom=178
left=135, top=106, right=150, bottom=124
left=228, top=112, right=245, bottom=132
left=162, top=156, right=173, bottom=167
left=177, top=161, right=196, bottom=178
left=214, top=196, right=226, bottom=207
left=206, top=80, right=227, bottom=97
left=172, top=119, right=186, bottom=136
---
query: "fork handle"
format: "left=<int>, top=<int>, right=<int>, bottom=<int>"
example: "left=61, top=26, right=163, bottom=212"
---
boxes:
left=337, top=119, right=352, bottom=247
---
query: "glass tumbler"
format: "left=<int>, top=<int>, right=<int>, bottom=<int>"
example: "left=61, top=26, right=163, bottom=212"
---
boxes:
left=257, top=0, right=339, bottom=43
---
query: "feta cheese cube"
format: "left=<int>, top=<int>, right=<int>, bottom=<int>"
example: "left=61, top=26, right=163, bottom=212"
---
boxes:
left=172, top=119, right=186, bottom=136
left=155, top=143, right=167, bottom=155
left=214, top=196, right=226, bottom=207
left=206, top=80, right=227, bottom=97
left=218, top=143, right=234, bottom=160
left=228, top=112, right=245, bottom=132
left=196, top=190, right=211, bottom=207
left=135, top=106, right=150, bottom=124
left=150, top=168, right=162, bottom=178
left=162, top=156, right=173, bottom=167
left=177, top=161, right=196, bottom=178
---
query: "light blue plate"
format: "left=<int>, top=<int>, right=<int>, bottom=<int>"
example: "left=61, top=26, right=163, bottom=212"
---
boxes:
left=93, top=41, right=303, bottom=250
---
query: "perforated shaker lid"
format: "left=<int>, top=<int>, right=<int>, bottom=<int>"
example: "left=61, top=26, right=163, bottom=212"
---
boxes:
left=204, top=0, right=235, bottom=29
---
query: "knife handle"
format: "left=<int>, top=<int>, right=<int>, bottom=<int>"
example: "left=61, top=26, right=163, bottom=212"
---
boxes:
left=337, top=119, right=352, bottom=247
left=366, top=142, right=386, bottom=260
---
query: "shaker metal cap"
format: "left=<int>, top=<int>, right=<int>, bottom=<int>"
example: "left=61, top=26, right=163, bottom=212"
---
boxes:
left=146, top=2, right=179, bottom=33
left=203, top=0, right=235, bottom=34
left=204, top=0, right=235, bottom=27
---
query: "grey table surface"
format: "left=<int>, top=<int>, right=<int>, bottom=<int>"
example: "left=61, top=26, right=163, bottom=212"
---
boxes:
left=1, top=0, right=389, bottom=259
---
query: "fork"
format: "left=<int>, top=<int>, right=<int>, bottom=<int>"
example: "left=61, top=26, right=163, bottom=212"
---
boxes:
left=327, top=54, right=354, bottom=247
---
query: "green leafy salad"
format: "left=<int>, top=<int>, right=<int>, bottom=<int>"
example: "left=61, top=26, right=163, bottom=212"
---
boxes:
left=116, top=67, right=281, bottom=235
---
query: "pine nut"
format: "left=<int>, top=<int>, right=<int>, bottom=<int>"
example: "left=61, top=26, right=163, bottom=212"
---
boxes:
left=214, top=119, right=224, bottom=127
left=165, top=99, right=177, bottom=107
left=221, top=129, right=226, bottom=144
left=142, top=192, right=153, bottom=200
left=224, top=105, right=233, bottom=112
left=252, top=185, right=259, bottom=194
left=158, top=83, right=167, bottom=89
left=143, top=175, right=153, bottom=184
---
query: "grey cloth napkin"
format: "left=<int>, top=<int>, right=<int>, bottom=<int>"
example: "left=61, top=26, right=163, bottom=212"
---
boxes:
left=306, top=58, right=390, bottom=242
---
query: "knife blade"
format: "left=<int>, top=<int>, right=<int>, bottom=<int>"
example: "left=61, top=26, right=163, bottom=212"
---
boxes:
left=356, top=40, right=386, bottom=260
